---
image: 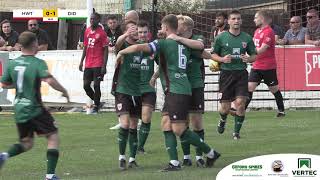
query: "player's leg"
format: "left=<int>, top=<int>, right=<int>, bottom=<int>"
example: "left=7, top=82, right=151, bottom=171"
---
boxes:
left=190, top=113, right=205, bottom=167
left=161, top=95, right=180, bottom=171
left=233, top=97, right=246, bottom=140
left=232, top=70, right=250, bottom=140
left=170, top=93, right=220, bottom=168
left=264, top=69, right=285, bottom=117
left=83, top=68, right=95, bottom=102
left=217, top=70, right=233, bottom=134
left=137, top=92, right=156, bottom=153
left=92, top=68, right=104, bottom=113
left=0, top=121, right=34, bottom=170
left=127, top=96, right=141, bottom=168
left=115, top=93, right=132, bottom=170
left=246, top=69, right=261, bottom=109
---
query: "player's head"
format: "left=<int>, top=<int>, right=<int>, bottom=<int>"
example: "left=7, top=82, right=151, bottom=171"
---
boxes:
left=125, top=21, right=138, bottom=41
left=161, top=14, right=178, bottom=34
left=1, top=19, right=12, bottom=35
left=107, top=15, right=118, bottom=30
left=254, top=10, right=271, bottom=28
left=306, top=9, right=319, bottom=25
left=125, top=10, right=139, bottom=24
left=215, top=12, right=228, bottom=28
left=90, top=12, right=101, bottom=29
left=27, top=19, right=39, bottom=32
left=137, top=20, right=149, bottom=42
left=18, top=31, right=38, bottom=53
left=177, top=15, right=194, bottom=35
left=228, top=10, right=242, bottom=30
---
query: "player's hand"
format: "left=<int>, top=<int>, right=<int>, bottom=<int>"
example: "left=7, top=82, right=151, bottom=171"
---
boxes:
left=149, top=77, right=156, bottom=87
left=79, top=62, right=83, bottom=72
left=157, top=30, right=166, bottom=39
left=241, top=54, right=250, bottom=63
left=101, top=67, right=107, bottom=75
left=166, top=34, right=180, bottom=41
left=62, top=91, right=70, bottom=103
left=221, top=54, right=232, bottom=63
left=6, top=46, right=14, bottom=52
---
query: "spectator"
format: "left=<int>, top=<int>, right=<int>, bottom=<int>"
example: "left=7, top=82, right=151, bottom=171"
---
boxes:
left=267, top=17, right=285, bottom=42
left=278, top=16, right=307, bottom=45
left=105, top=15, right=123, bottom=50
left=305, top=9, right=320, bottom=46
left=27, top=19, right=53, bottom=50
left=0, top=19, right=20, bottom=51
left=212, top=12, right=228, bottom=39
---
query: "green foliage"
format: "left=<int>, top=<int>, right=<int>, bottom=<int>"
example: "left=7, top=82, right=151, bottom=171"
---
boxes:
left=157, top=0, right=205, bottom=13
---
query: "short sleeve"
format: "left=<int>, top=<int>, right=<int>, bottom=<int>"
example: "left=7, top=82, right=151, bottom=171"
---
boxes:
left=37, top=60, right=51, bottom=78
left=262, top=30, right=274, bottom=47
left=212, top=36, right=222, bottom=55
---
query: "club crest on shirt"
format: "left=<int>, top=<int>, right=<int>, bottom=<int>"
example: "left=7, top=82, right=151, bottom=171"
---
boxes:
left=242, top=42, right=247, bottom=48
left=117, top=103, right=122, bottom=110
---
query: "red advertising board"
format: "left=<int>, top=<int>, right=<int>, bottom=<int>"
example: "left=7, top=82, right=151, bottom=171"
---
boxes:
left=276, top=46, right=320, bottom=90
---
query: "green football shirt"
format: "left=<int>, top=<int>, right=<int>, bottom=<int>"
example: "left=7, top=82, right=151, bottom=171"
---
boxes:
left=1, top=55, right=51, bottom=123
left=149, top=39, right=192, bottom=95
left=115, top=41, right=141, bottom=96
left=212, top=31, right=256, bottom=70
left=140, top=52, right=157, bottom=94
left=187, top=34, right=205, bottom=88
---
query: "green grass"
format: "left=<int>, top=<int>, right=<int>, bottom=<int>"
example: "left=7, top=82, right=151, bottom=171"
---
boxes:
left=0, top=111, right=319, bottom=180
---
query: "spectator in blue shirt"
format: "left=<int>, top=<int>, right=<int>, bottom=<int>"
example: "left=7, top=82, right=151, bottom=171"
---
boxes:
left=278, top=16, right=307, bottom=45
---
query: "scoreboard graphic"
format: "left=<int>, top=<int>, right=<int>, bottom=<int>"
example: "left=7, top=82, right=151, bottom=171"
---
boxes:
left=13, top=9, right=87, bottom=22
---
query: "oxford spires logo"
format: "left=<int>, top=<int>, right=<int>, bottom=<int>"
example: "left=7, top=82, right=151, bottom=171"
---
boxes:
left=299, top=158, right=311, bottom=168
left=292, top=158, right=317, bottom=177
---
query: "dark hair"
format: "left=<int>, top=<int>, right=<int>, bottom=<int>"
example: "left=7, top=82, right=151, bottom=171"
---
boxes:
left=161, top=14, right=178, bottom=31
left=107, top=15, right=117, bottom=20
left=216, top=12, right=228, bottom=19
left=228, top=10, right=241, bottom=18
left=0, top=19, right=10, bottom=28
left=307, top=9, right=319, bottom=17
left=18, top=31, right=37, bottom=48
left=92, top=12, right=101, bottom=20
left=137, top=20, right=149, bottom=28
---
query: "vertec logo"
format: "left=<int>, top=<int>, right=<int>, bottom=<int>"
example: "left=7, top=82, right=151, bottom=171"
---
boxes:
left=292, top=158, right=317, bottom=177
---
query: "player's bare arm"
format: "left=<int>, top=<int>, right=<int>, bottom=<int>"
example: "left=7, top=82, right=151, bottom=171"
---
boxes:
left=101, top=46, right=109, bottom=75
left=79, top=46, right=87, bottom=71
left=166, top=34, right=204, bottom=50
left=149, top=67, right=160, bottom=87
left=211, top=53, right=232, bottom=63
left=241, top=54, right=256, bottom=63
left=256, top=43, right=270, bottom=54
left=42, top=76, right=70, bottom=102
left=116, top=43, right=152, bottom=65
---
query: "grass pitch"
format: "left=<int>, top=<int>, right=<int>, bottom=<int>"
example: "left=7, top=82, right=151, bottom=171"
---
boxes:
left=0, top=111, right=319, bottom=180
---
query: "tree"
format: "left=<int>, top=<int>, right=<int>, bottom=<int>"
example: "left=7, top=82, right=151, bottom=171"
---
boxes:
left=157, top=0, right=205, bottom=13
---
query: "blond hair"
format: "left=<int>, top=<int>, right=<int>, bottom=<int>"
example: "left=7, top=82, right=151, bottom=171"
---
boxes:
left=177, top=15, right=194, bottom=29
